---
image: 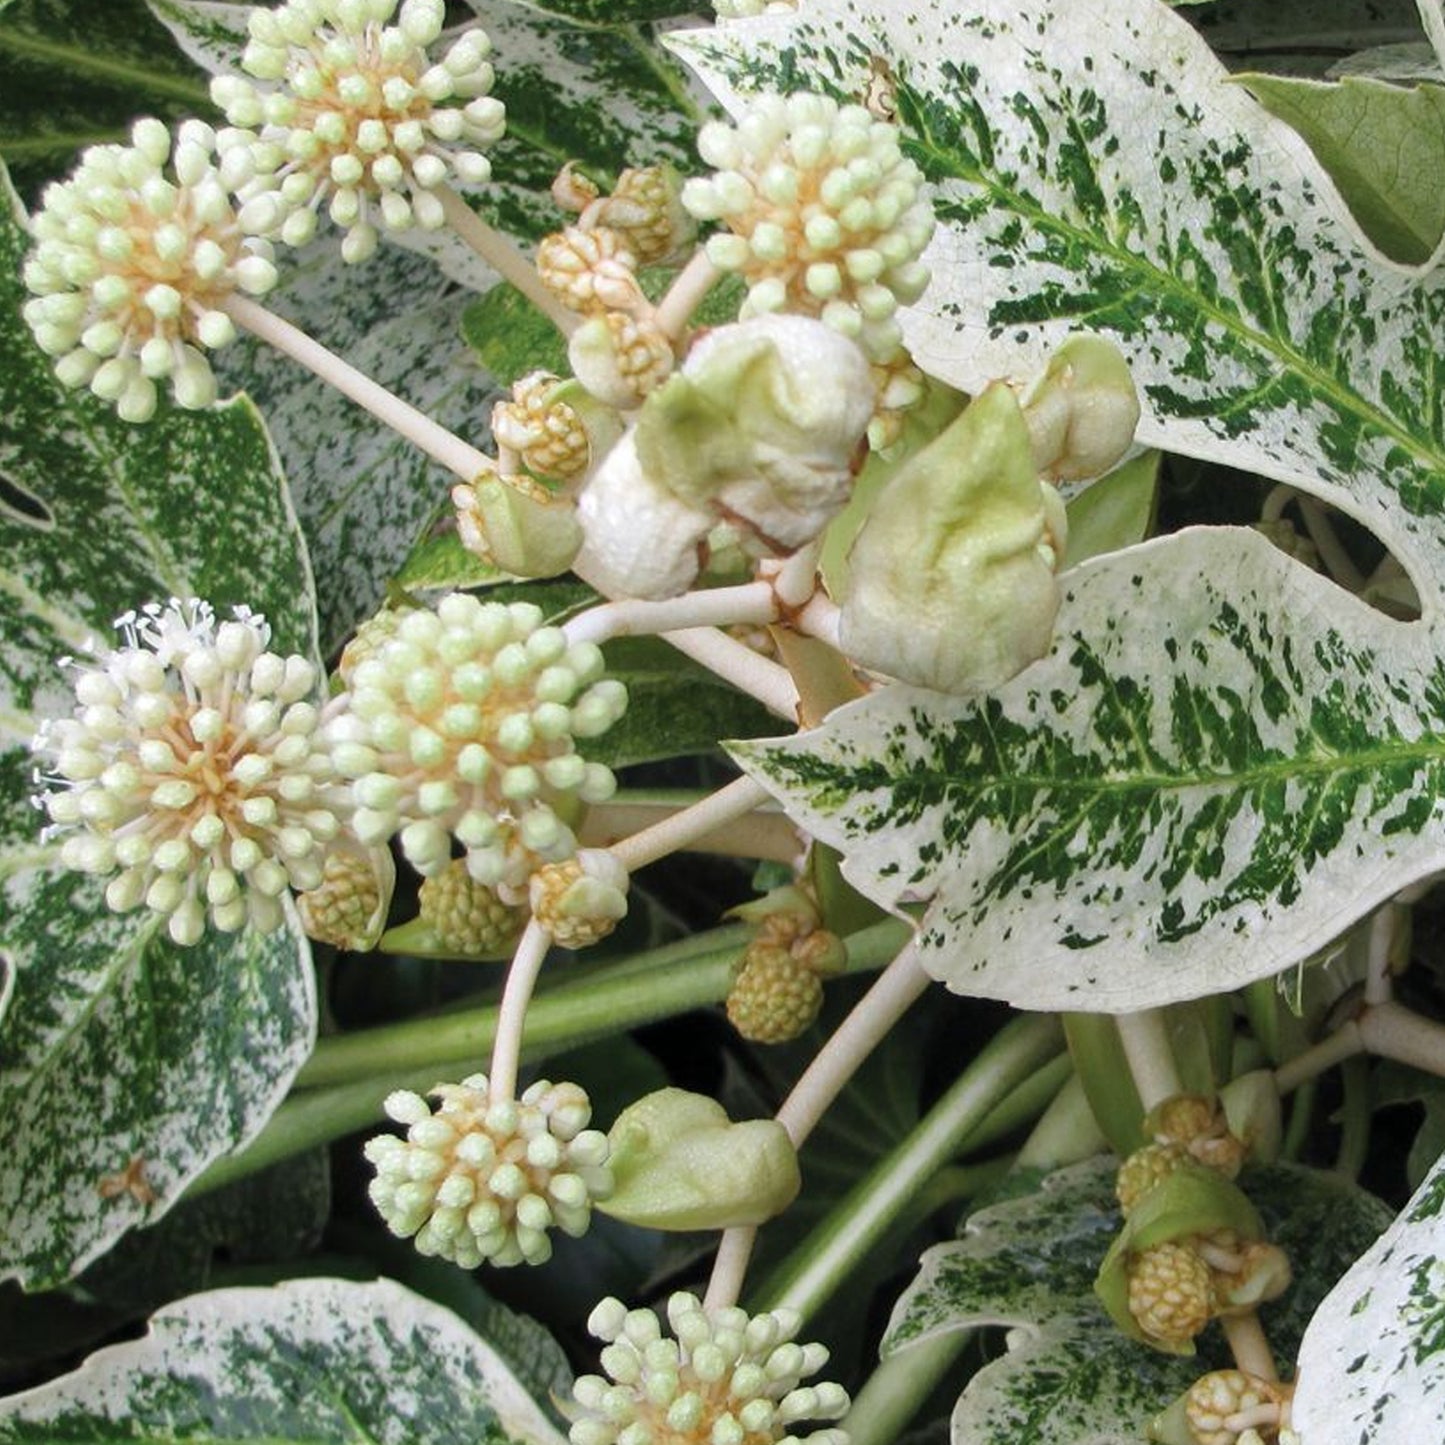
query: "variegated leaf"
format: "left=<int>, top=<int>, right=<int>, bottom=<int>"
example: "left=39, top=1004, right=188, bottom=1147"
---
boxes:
left=1293, top=1146, right=1445, bottom=1442
left=670, top=0, right=1445, bottom=617
left=0, top=1277, right=567, bottom=1444
left=732, top=528, right=1445, bottom=1011
left=0, top=170, right=318, bottom=1285
left=883, top=1158, right=1389, bottom=1445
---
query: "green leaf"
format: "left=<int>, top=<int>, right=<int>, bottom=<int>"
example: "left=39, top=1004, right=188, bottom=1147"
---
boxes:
left=0, top=0, right=212, bottom=200
left=1239, top=72, right=1445, bottom=264
left=395, top=532, right=508, bottom=593
left=0, top=1277, right=568, bottom=1444
left=882, top=1157, right=1390, bottom=1445
left=732, top=528, right=1445, bottom=1012
left=672, top=0, right=1445, bottom=615
left=0, top=169, right=319, bottom=1286
left=1293, top=1146, right=1445, bottom=1443
left=462, top=284, right=571, bottom=390
left=1062, top=450, right=1160, bottom=568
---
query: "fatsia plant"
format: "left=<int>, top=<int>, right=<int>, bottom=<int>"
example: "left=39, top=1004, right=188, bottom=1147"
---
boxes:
left=4, top=0, right=1445, bottom=1442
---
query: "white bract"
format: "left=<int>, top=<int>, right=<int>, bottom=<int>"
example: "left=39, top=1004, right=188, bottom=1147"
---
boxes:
left=32, top=600, right=340, bottom=945
left=326, top=594, right=625, bottom=897
left=569, top=1292, right=849, bottom=1445
left=365, top=1074, right=612, bottom=1267
left=682, top=92, right=933, bottom=363
left=22, top=119, right=277, bottom=422
left=212, top=0, right=505, bottom=263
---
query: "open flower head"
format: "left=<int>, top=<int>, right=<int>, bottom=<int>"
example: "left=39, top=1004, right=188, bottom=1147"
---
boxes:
left=212, top=0, right=505, bottom=263
left=682, top=92, right=932, bottom=364
left=365, top=1073, right=612, bottom=1267
left=569, top=1292, right=848, bottom=1445
left=327, top=593, right=625, bottom=897
left=32, top=599, right=341, bottom=946
left=22, top=118, right=277, bottom=422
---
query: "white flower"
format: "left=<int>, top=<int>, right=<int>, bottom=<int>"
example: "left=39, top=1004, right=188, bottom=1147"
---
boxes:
left=569, top=1293, right=849, bottom=1445
left=682, top=92, right=932, bottom=363
left=326, top=593, right=625, bottom=897
left=365, top=1074, right=612, bottom=1267
left=212, top=0, right=505, bottom=263
left=21, top=119, right=277, bottom=422
left=32, top=599, right=341, bottom=945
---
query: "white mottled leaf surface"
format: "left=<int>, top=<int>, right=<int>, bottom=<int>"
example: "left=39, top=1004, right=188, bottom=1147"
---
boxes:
left=733, top=529, right=1445, bottom=1011
left=883, top=1158, right=1388, bottom=1445
left=0, top=170, right=318, bottom=1285
left=672, top=0, right=1445, bottom=619
left=1293, top=1147, right=1445, bottom=1442
left=0, top=1277, right=567, bottom=1445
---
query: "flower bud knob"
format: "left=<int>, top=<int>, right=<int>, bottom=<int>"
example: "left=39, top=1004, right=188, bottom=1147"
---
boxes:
left=600, top=1088, right=800, bottom=1230
left=839, top=381, right=1067, bottom=695
left=1018, top=333, right=1140, bottom=481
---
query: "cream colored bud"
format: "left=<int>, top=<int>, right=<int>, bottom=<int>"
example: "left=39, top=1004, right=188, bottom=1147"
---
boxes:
left=529, top=848, right=629, bottom=949
left=600, top=1088, right=800, bottom=1230
left=840, top=382, right=1067, bottom=695
left=296, top=842, right=395, bottom=951
left=1018, top=333, right=1141, bottom=481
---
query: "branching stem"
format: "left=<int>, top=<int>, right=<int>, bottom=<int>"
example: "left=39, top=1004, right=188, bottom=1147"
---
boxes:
left=654, top=249, right=723, bottom=339
left=660, top=626, right=800, bottom=718
left=564, top=581, right=778, bottom=645
left=1114, top=1008, right=1183, bottom=1112
left=610, top=776, right=774, bottom=873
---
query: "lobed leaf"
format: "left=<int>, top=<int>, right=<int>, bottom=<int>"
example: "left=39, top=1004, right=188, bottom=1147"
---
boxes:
left=732, top=529, right=1445, bottom=1012
left=0, top=1277, right=567, bottom=1444
left=671, top=0, right=1445, bottom=618
left=1292, top=1145, right=1445, bottom=1442
left=883, top=1157, right=1390, bottom=1445
left=0, top=169, right=318, bottom=1285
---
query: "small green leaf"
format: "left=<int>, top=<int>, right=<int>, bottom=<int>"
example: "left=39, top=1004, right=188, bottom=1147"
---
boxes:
left=395, top=532, right=508, bottom=593
left=1239, top=72, right=1445, bottom=264
left=1294, top=1146, right=1445, bottom=1442
left=462, top=284, right=571, bottom=389
left=883, top=1157, right=1390, bottom=1445
left=0, top=1277, right=567, bottom=1444
left=1063, top=451, right=1159, bottom=568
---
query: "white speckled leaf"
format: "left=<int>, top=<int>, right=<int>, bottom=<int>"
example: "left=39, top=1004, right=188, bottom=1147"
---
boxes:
left=1293, top=1147, right=1445, bottom=1442
left=670, top=0, right=1445, bottom=621
left=733, top=529, right=1445, bottom=1011
left=0, top=169, right=318, bottom=1286
left=882, top=1158, right=1388, bottom=1445
left=0, top=1277, right=567, bottom=1445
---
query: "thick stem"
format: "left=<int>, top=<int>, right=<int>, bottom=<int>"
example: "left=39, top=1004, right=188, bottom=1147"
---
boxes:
left=1115, top=1008, right=1184, bottom=1112
left=661, top=626, right=800, bottom=718
left=222, top=294, right=490, bottom=480
left=580, top=792, right=799, bottom=864
left=563, top=581, right=778, bottom=646
left=753, top=1014, right=1065, bottom=1321
left=488, top=919, right=551, bottom=1102
left=611, top=776, right=774, bottom=872
left=1221, top=1311, right=1278, bottom=1383
left=1359, top=999, right=1445, bottom=1074
left=653, top=249, right=723, bottom=339
left=705, top=938, right=931, bottom=1309
left=1364, top=904, right=1398, bottom=1006
left=842, top=1330, right=971, bottom=1445
left=435, top=183, right=579, bottom=336
left=1273, top=1021, right=1363, bottom=1095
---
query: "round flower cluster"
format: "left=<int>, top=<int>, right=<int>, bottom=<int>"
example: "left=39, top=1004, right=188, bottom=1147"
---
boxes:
left=491, top=371, right=592, bottom=482
left=529, top=848, right=629, bottom=949
left=211, top=0, right=506, bottom=263
left=33, top=599, right=341, bottom=945
left=417, top=857, right=528, bottom=956
left=22, top=119, right=277, bottom=421
left=681, top=92, right=933, bottom=363
left=326, top=594, right=625, bottom=896
left=569, top=1293, right=849, bottom=1445
left=365, top=1074, right=612, bottom=1266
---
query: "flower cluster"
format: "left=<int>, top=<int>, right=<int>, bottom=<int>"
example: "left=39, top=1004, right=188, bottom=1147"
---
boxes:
left=365, top=1074, right=612, bottom=1266
left=681, top=92, right=933, bottom=364
left=569, top=1293, right=849, bottom=1445
left=417, top=857, right=528, bottom=956
left=22, top=118, right=277, bottom=421
left=32, top=599, right=341, bottom=945
left=211, top=0, right=505, bottom=263
left=326, top=594, right=625, bottom=896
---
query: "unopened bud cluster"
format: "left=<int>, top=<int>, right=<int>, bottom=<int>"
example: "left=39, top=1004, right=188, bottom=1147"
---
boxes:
left=418, top=857, right=528, bottom=956
left=327, top=593, right=624, bottom=895
left=530, top=848, right=630, bottom=949
left=22, top=118, right=277, bottom=421
left=682, top=92, right=933, bottom=364
left=569, top=1293, right=849, bottom=1445
left=727, top=898, right=846, bottom=1044
left=492, top=372, right=593, bottom=482
left=295, top=841, right=393, bottom=950
left=1182, top=1370, right=1291, bottom=1445
left=32, top=600, right=340, bottom=945
left=212, top=0, right=505, bottom=263
left=366, top=1073, right=612, bottom=1266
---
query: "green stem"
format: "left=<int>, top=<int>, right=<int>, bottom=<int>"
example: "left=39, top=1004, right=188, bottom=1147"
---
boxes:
left=1063, top=1013, right=1145, bottom=1155
left=842, top=1329, right=972, bottom=1445
left=191, top=921, right=909, bottom=1198
left=1014, top=1069, right=1111, bottom=1171
left=1115, top=1008, right=1184, bottom=1112
left=1333, top=1056, right=1372, bottom=1180
left=1280, top=1074, right=1316, bottom=1161
left=751, top=1014, right=1064, bottom=1322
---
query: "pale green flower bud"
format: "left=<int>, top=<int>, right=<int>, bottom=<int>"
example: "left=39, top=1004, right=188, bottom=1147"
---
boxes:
left=1018, top=334, right=1141, bottom=481
left=451, top=469, right=584, bottom=578
left=839, top=382, right=1067, bottom=695
left=600, top=1088, right=800, bottom=1230
left=1218, top=1070, right=1282, bottom=1165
